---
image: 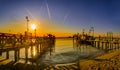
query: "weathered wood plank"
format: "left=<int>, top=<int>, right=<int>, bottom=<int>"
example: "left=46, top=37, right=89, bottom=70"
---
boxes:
left=0, top=59, right=13, bottom=65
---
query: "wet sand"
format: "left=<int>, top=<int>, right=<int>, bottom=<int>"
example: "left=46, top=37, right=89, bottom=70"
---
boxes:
left=42, top=49, right=120, bottom=70
left=80, top=49, right=120, bottom=70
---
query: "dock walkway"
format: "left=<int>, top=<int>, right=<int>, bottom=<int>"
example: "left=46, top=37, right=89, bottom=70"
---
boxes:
left=0, top=56, right=14, bottom=70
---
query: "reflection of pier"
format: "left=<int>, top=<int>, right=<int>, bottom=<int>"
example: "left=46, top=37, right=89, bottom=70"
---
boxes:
left=0, top=32, right=55, bottom=69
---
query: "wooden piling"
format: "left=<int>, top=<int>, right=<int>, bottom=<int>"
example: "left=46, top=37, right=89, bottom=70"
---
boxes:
left=98, top=41, right=100, bottom=49
left=36, top=44, right=39, bottom=54
left=94, top=41, right=96, bottom=47
left=118, top=43, right=119, bottom=49
left=25, top=47, right=28, bottom=63
left=101, top=42, right=104, bottom=49
left=6, top=51, right=9, bottom=59
left=14, top=50, right=18, bottom=62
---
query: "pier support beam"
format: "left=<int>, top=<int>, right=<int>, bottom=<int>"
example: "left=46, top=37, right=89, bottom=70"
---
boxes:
left=25, top=47, right=28, bottom=63
left=14, top=50, right=19, bottom=62
left=98, top=41, right=100, bottom=49
left=37, top=44, right=39, bottom=54
left=6, top=51, right=9, bottom=59
left=101, top=42, right=104, bottom=49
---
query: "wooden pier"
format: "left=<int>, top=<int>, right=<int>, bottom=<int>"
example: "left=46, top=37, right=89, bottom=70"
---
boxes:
left=0, top=32, right=55, bottom=69
left=73, top=34, right=120, bottom=52
left=92, top=36, right=120, bottom=52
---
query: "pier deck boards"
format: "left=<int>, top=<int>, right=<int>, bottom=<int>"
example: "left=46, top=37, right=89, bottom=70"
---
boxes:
left=0, top=56, right=13, bottom=65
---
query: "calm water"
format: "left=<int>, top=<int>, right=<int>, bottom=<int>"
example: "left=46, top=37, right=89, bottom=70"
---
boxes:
left=2, top=39, right=104, bottom=65
left=41, top=39, right=104, bottom=64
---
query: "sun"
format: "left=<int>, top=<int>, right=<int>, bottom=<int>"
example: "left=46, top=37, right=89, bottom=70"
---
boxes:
left=30, top=24, right=36, bottom=30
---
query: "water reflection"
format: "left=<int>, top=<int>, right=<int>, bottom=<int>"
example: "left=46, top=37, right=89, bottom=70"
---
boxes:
left=41, top=39, right=104, bottom=65
left=33, top=46, right=36, bottom=56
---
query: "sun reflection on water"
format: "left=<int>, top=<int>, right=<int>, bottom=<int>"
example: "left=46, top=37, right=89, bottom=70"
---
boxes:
left=33, top=46, right=36, bottom=56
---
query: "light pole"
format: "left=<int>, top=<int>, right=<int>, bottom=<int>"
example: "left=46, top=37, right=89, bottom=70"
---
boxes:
left=25, top=16, right=29, bottom=33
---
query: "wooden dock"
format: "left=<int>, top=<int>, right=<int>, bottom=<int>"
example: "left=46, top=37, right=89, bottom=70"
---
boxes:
left=0, top=33, right=55, bottom=70
left=73, top=34, right=120, bottom=52
left=0, top=56, right=14, bottom=70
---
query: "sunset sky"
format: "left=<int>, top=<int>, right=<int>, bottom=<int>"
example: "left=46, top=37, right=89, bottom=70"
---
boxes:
left=0, top=0, right=120, bottom=37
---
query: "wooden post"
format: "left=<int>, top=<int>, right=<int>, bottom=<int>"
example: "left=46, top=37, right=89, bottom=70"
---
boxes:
left=103, top=42, right=105, bottom=49
left=6, top=51, right=9, bottom=59
left=118, top=43, right=119, bottom=49
left=14, top=50, right=18, bottom=62
left=50, top=46, right=52, bottom=56
left=98, top=41, right=100, bottom=49
left=115, top=43, right=116, bottom=50
left=39, top=44, right=41, bottom=53
left=96, top=41, right=97, bottom=47
left=110, top=42, right=112, bottom=50
left=101, top=42, right=103, bottom=49
left=25, top=47, right=28, bottom=63
left=0, top=48, right=2, bottom=56
left=117, top=41, right=119, bottom=49
left=112, top=43, right=113, bottom=50
left=18, top=49, right=20, bottom=60
left=105, top=42, right=107, bottom=52
left=37, top=44, right=39, bottom=54
left=108, top=42, right=109, bottom=51
left=73, top=37, right=74, bottom=44
left=40, top=43, right=42, bottom=53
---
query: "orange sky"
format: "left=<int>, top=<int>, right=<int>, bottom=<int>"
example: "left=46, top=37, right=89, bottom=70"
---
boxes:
left=0, top=18, right=119, bottom=37
left=0, top=18, right=76, bottom=37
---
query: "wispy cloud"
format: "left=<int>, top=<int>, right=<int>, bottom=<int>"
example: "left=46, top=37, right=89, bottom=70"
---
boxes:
left=63, top=11, right=70, bottom=24
left=25, top=8, right=36, bottom=20
left=45, top=0, right=51, bottom=20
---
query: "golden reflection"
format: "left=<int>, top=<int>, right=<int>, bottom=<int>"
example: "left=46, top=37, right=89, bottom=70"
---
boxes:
left=33, top=47, right=36, bottom=56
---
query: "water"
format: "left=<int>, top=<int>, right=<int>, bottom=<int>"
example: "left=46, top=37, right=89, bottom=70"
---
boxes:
left=2, top=38, right=104, bottom=65
left=40, top=38, right=104, bottom=65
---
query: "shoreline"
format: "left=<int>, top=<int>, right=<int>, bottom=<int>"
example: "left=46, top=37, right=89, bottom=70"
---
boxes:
left=80, top=49, right=120, bottom=70
left=1, top=49, right=120, bottom=70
